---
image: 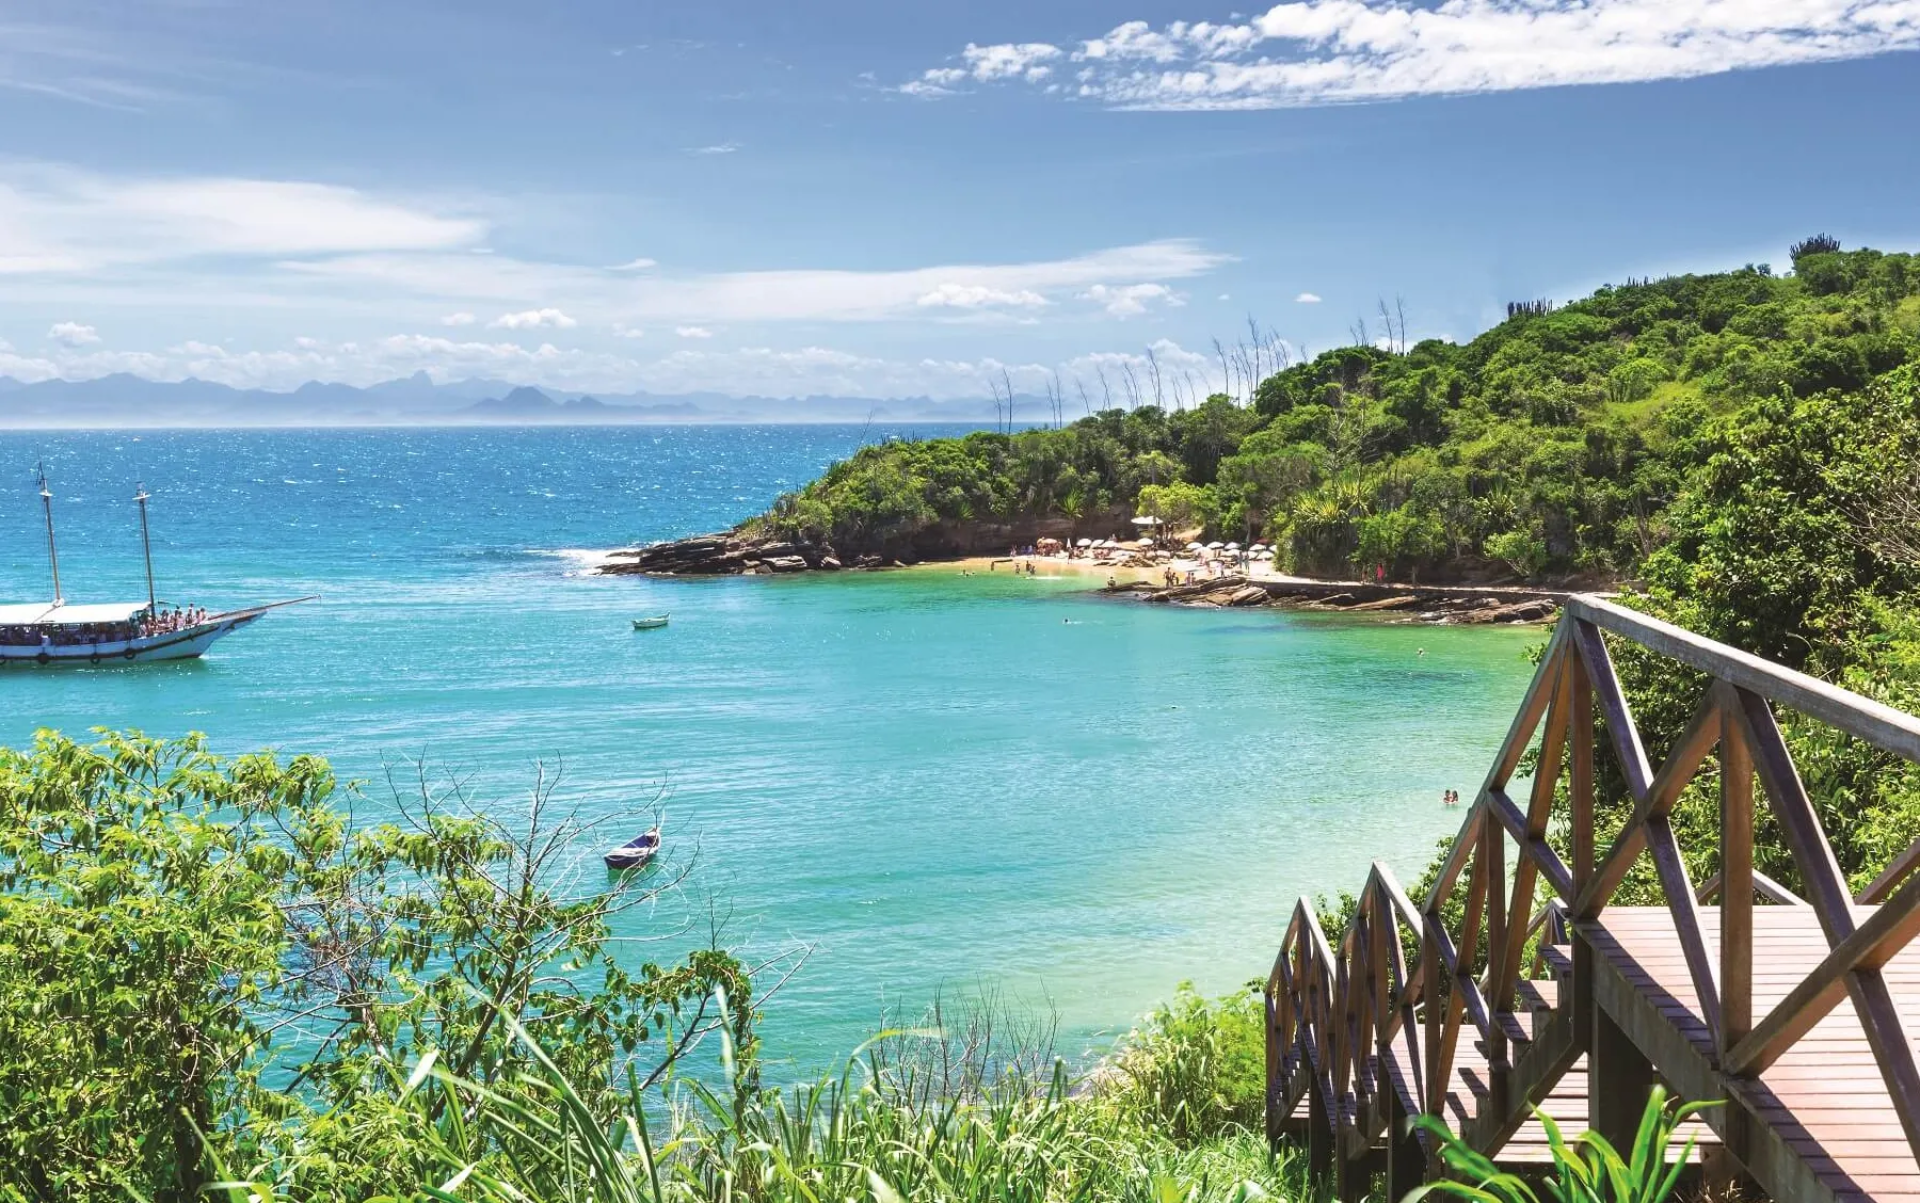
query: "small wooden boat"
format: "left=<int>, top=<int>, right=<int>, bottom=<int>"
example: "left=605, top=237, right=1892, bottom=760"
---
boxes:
left=604, top=826, right=661, bottom=869
left=632, top=614, right=670, bottom=630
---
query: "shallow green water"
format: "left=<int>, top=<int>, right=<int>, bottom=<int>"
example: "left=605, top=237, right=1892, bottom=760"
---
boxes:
left=0, top=427, right=1540, bottom=1069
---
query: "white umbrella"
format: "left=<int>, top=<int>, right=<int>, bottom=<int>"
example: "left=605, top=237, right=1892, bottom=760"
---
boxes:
left=1135, top=537, right=1153, bottom=547
left=1208, top=541, right=1225, bottom=549
left=1076, top=537, right=1093, bottom=547
left=1130, top=515, right=1163, bottom=527
left=1186, top=541, right=1205, bottom=550
left=1251, top=543, right=1269, bottom=552
left=1226, top=542, right=1242, bottom=550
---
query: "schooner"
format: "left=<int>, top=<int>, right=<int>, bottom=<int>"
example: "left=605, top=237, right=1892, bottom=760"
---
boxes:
left=0, top=469, right=311, bottom=666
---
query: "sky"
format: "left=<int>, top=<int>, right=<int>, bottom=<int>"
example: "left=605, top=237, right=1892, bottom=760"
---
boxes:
left=1, top=0, right=1918, bottom=403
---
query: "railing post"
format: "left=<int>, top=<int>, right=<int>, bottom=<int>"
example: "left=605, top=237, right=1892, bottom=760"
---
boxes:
left=1719, top=699, right=1756, bottom=1175
left=1569, top=644, right=1595, bottom=1056
left=1589, top=1002, right=1655, bottom=1152
left=1422, top=917, right=1441, bottom=1120
left=1266, top=983, right=1281, bottom=1150
left=1386, top=1085, right=1427, bottom=1198
left=1484, top=807, right=1509, bottom=1122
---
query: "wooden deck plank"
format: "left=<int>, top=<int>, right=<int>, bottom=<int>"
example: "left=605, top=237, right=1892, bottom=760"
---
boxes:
left=1592, top=905, right=1920, bottom=1200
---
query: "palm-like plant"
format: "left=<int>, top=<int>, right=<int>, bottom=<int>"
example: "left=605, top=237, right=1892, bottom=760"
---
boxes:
left=1403, top=1087, right=1716, bottom=1203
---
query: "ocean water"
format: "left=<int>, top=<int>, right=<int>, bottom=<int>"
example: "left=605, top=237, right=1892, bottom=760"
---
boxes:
left=0, top=426, right=1539, bottom=1070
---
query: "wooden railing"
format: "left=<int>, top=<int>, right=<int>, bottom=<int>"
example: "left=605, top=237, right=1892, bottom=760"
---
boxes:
left=1264, top=594, right=1920, bottom=1200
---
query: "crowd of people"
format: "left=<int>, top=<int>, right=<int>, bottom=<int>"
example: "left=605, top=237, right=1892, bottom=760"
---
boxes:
left=0, top=605, right=211, bottom=649
left=139, top=605, right=208, bottom=637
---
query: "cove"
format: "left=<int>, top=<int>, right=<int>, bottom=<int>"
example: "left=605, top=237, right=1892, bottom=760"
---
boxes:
left=0, top=427, right=1539, bottom=1068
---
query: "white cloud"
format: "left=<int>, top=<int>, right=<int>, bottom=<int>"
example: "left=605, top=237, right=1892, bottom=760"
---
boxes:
left=47, top=321, right=100, bottom=346
left=676, top=325, right=714, bottom=339
left=904, top=41, right=1064, bottom=93
left=687, top=143, right=739, bottom=155
left=610, top=257, right=658, bottom=270
left=906, top=2, right=1920, bottom=110
left=0, top=164, right=485, bottom=273
left=1082, top=282, right=1183, bottom=317
left=258, top=239, right=1228, bottom=326
left=489, top=307, right=577, bottom=330
left=916, top=283, right=1050, bottom=309
left=441, top=311, right=477, bottom=326
left=1295, top=291, right=1322, bottom=303
left=0, top=330, right=1263, bottom=403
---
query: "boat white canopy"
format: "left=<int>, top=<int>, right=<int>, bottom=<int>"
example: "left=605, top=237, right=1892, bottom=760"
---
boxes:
left=0, top=601, right=149, bottom=626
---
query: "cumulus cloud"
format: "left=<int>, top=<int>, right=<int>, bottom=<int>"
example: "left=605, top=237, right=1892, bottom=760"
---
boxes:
left=1082, top=282, right=1182, bottom=317
left=904, top=1, right=1920, bottom=110
left=489, top=308, right=577, bottom=330
left=1295, top=291, right=1322, bottom=303
left=441, top=311, right=477, bottom=326
left=675, top=325, right=714, bottom=339
left=916, top=283, right=1050, bottom=309
left=47, top=321, right=100, bottom=345
left=900, top=42, right=1063, bottom=94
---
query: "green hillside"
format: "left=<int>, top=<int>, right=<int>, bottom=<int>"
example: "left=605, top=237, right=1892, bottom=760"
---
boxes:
left=754, top=238, right=1920, bottom=583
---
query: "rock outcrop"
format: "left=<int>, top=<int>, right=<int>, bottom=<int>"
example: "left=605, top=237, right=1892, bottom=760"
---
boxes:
left=1110, top=578, right=1563, bottom=625
left=600, top=532, right=846, bottom=576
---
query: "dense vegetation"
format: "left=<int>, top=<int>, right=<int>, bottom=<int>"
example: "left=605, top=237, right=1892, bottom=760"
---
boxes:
left=0, top=730, right=1292, bottom=1201
left=757, top=241, right=1920, bottom=584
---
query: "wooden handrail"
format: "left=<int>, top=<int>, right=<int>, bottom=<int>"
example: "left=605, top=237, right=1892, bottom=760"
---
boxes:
left=1264, top=592, right=1920, bottom=1196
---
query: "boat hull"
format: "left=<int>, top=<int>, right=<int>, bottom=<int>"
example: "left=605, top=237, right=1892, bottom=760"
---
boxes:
left=0, top=612, right=263, bottom=667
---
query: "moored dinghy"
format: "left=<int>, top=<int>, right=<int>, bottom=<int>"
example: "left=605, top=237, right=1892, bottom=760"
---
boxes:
left=604, top=826, right=661, bottom=869
left=632, top=614, right=670, bottom=630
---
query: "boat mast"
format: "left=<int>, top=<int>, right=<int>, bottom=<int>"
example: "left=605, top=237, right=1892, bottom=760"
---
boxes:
left=135, top=484, right=156, bottom=615
left=37, top=465, right=62, bottom=605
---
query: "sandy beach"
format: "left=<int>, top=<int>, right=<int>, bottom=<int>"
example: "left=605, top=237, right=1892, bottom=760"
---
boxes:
left=919, top=553, right=1295, bottom=587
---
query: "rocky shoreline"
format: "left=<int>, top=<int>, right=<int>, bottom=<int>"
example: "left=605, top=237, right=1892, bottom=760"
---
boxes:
left=1103, top=576, right=1561, bottom=624
left=598, top=532, right=1563, bottom=624
left=599, top=532, right=869, bottom=575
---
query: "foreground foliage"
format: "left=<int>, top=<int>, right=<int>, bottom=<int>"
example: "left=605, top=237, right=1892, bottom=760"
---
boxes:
left=0, top=732, right=1293, bottom=1200
left=0, top=732, right=751, bottom=1202
left=1408, top=1087, right=1712, bottom=1203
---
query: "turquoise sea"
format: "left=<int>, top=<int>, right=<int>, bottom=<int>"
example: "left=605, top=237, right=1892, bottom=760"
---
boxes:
left=0, top=426, right=1538, bottom=1070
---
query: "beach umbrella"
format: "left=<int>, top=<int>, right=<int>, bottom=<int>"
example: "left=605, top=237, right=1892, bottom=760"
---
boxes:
left=1226, top=542, right=1242, bottom=550
left=1076, top=537, right=1093, bottom=547
left=1135, top=537, right=1153, bottom=547
left=1208, top=541, right=1225, bottom=549
left=1186, top=541, right=1204, bottom=551
left=1130, top=515, right=1162, bottom=526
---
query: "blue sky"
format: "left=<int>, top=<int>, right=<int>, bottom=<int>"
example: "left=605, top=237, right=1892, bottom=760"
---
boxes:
left=2, top=0, right=1918, bottom=402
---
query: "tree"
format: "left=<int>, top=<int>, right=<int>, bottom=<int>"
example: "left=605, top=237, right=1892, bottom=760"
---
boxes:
left=1485, top=525, right=1548, bottom=578
left=0, top=731, right=761, bottom=1201
left=1135, top=481, right=1218, bottom=539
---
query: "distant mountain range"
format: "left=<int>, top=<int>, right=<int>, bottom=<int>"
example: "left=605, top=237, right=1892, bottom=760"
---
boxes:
left=0, top=373, right=1018, bottom=427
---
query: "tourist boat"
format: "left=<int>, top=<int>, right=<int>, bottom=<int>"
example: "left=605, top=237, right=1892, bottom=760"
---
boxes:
left=0, top=472, right=312, bottom=667
left=604, top=826, right=661, bottom=869
left=632, top=614, right=670, bottom=630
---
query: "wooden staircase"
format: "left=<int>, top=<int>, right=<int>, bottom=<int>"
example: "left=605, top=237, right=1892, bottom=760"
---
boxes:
left=1265, top=595, right=1920, bottom=1201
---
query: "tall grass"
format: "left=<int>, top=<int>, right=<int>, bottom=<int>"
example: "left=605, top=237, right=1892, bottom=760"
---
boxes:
left=205, top=986, right=1307, bottom=1202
